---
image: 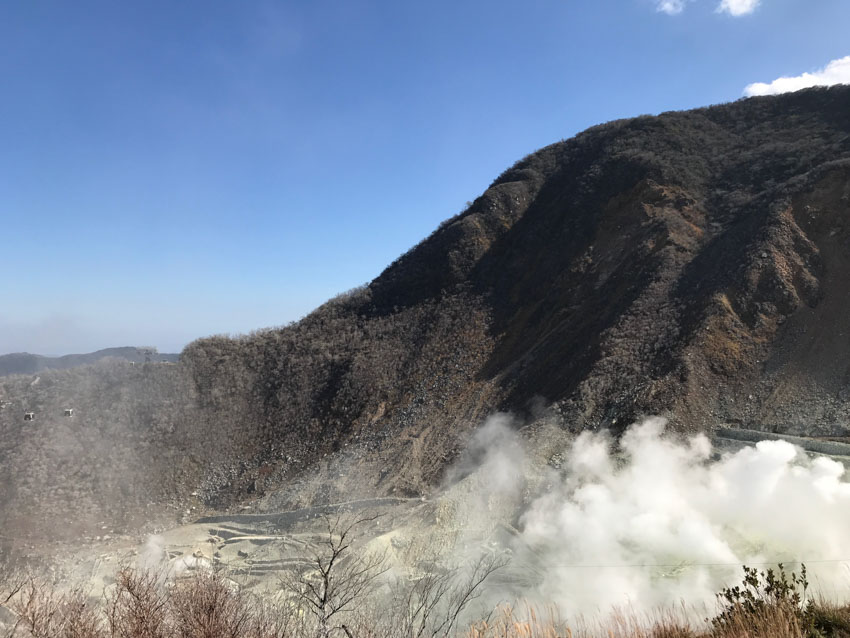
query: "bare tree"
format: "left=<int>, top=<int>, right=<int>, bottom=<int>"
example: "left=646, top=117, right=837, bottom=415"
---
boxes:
left=281, top=513, right=389, bottom=638
left=392, top=552, right=505, bottom=638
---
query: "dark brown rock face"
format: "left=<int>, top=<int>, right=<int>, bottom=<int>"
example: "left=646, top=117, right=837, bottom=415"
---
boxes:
left=180, top=85, right=850, bottom=499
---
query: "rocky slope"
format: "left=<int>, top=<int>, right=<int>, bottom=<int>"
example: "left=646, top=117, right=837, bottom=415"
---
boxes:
left=2, top=86, right=850, bottom=549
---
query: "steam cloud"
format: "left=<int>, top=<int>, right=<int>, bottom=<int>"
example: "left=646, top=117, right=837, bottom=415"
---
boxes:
left=469, top=416, right=850, bottom=619
left=130, top=415, right=850, bottom=624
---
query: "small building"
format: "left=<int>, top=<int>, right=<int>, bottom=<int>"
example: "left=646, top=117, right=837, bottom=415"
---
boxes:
left=23, top=412, right=35, bottom=421
left=64, top=408, right=74, bottom=417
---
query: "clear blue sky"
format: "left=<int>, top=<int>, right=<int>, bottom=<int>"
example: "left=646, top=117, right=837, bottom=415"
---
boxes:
left=2, top=0, right=848, bottom=354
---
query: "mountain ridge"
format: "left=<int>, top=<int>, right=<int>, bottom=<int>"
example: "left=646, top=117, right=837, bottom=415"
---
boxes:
left=2, top=86, right=850, bottom=546
left=0, top=347, right=179, bottom=377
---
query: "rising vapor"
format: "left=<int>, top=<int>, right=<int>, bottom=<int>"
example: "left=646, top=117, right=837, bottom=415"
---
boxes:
left=467, top=416, right=850, bottom=619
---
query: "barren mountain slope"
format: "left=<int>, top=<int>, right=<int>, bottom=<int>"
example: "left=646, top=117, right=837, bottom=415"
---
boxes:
left=2, top=86, right=850, bottom=546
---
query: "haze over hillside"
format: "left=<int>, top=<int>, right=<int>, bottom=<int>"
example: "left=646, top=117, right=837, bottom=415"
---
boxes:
left=2, top=86, right=850, bottom=549
left=0, top=347, right=178, bottom=377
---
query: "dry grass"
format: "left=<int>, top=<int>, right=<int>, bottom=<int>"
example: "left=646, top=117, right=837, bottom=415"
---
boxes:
left=463, top=603, right=816, bottom=638
left=2, top=567, right=850, bottom=638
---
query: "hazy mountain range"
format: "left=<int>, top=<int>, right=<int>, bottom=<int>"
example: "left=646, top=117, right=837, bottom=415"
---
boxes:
left=0, top=347, right=178, bottom=377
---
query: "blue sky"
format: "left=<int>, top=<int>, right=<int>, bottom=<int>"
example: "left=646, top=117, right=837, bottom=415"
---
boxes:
left=2, top=0, right=848, bottom=354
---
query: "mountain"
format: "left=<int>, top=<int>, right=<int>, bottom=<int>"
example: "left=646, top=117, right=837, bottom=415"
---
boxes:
left=0, top=347, right=178, bottom=376
left=2, top=86, right=850, bottom=548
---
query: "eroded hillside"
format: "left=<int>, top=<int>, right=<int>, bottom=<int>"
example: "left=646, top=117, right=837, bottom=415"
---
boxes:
left=3, top=86, right=850, bottom=546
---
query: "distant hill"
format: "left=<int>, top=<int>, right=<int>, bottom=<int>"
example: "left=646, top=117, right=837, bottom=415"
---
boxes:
left=0, top=347, right=179, bottom=376
left=2, top=85, right=850, bottom=543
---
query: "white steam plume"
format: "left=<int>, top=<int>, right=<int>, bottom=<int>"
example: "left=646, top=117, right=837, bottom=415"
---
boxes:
left=469, top=417, right=850, bottom=619
left=138, top=534, right=166, bottom=570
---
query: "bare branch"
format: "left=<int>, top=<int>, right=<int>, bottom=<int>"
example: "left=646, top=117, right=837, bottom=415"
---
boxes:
left=280, top=511, right=388, bottom=638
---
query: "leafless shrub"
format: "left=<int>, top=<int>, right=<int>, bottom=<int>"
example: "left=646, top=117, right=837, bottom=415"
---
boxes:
left=169, top=571, right=249, bottom=638
left=169, top=570, right=302, bottom=638
left=280, top=513, right=390, bottom=638
left=9, top=579, right=64, bottom=638
left=390, top=552, right=506, bottom=638
left=242, top=596, right=301, bottom=638
left=9, top=578, right=103, bottom=638
left=105, top=568, right=169, bottom=638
